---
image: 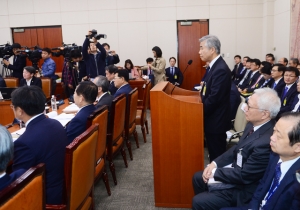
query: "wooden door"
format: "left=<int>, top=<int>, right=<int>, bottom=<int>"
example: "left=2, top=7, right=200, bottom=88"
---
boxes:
left=12, top=26, right=64, bottom=72
left=177, top=20, right=208, bottom=90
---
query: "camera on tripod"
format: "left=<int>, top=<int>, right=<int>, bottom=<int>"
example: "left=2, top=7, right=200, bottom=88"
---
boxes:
left=86, top=29, right=107, bottom=41
left=0, top=43, right=14, bottom=59
left=17, top=46, right=42, bottom=70
left=52, top=43, right=82, bottom=62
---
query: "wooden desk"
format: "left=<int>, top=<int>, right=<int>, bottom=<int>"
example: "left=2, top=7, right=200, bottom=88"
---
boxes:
left=0, top=100, right=14, bottom=126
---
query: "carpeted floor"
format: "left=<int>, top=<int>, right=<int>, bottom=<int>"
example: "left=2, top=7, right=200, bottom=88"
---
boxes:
left=94, top=110, right=208, bottom=210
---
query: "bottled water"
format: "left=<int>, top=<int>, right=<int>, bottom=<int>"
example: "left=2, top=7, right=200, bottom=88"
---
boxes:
left=51, top=95, right=57, bottom=112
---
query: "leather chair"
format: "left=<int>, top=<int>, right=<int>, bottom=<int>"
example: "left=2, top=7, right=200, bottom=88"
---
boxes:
left=3, top=77, right=19, bottom=87
left=62, top=124, right=98, bottom=210
left=125, top=88, right=139, bottom=160
left=135, top=80, right=151, bottom=142
left=86, top=105, right=111, bottom=196
left=0, top=163, right=46, bottom=210
left=107, top=94, right=128, bottom=185
left=41, top=77, right=52, bottom=99
left=227, top=96, right=247, bottom=146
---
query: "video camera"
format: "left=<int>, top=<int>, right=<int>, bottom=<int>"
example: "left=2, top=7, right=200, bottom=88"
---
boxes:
left=0, top=43, right=14, bottom=59
left=17, top=46, right=42, bottom=70
left=86, top=29, right=107, bottom=41
left=52, top=43, right=82, bottom=62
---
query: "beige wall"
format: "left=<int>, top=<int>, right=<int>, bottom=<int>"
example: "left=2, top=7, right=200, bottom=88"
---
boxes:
left=0, top=0, right=291, bottom=69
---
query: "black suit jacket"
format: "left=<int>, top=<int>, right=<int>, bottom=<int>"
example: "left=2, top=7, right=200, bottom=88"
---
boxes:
left=214, top=120, right=275, bottom=206
left=19, top=76, right=42, bottom=89
left=95, top=92, right=113, bottom=110
left=291, top=94, right=300, bottom=112
left=260, top=78, right=273, bottom=88
left=201, top=56, right=232, bottom=133
left=0, top=169, right=26, bottom=191
left=4, top=55, right=26, bottom=80
left=241, top=71, right=261, bottom=90
left=0, top=75, right=6, bottom=87
left=165, top=67, right=183, bottom=85
left=231, top=63, right=244, bottom=81
left=246, top=76, right=265, bottom=93
left=277, top=83, right=298, bottom=117
left=270, top=78, right=285, bottom=97
left=108, top=81, right=118, bottom=95
left=230, top=82, right=241, bottom=120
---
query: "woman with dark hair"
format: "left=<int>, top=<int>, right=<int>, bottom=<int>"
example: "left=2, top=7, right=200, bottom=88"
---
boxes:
left=141, top=46, right=166, bottom=85
left=124, top=59, right=140, bottom=78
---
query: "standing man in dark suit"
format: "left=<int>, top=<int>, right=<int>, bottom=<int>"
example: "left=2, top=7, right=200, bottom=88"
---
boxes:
left=93, top=75, right=113, bottom=110
left=165, top=57, right=184, bottom=86
left=276, top=66, right=299, bottom=118
left=199, top=35, right=231, bottom=161
left=19, top=66, right=42, bottom=88
left=113, top=69, right=132, bottom=99
left=65, top=81, right=98, bottom=144
left=192, top=88, right=281, bottom=210
left=11, top=86, right=67, bottom=204
left=0, top=125, right=26, bottom=191
left=2, top=43, right=26, bottom=80
left=231, top=55, right=244, bottom=81
left=221, top=112, right=300, bottom=210
left=105, top=65, right=118, bottom=95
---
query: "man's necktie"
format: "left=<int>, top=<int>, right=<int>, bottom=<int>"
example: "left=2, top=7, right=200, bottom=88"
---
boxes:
left=281, top=87, right=288, bottom=100
left=246, top=127, right=254, bottom=138
left=172, top=67, right=174, bottom=75
left=262, top=162, right=282, bottom=209
left=272, top=82, right=277, bottom=89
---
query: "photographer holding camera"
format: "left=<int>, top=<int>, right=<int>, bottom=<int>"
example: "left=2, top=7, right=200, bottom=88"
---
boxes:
left=82, top=30, right=106, bottom=80
left=102, top=43, right=120, bottom=66
left=2, top=43, right=26, bottom=80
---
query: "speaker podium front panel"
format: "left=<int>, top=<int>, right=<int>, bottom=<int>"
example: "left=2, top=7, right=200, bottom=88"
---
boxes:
left=150, top=82, right=204, bottom=208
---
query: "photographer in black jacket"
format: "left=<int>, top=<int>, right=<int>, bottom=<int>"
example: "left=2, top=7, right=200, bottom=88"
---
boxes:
left=102, top=43, right=120, bottom=66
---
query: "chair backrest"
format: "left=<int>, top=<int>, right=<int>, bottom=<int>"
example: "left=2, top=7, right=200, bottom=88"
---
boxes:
left=234, top=96, right=247, bottom=132
left=86, top=106, right=109, bottom=180
left=140, top=80, right=151, bottom=121
left=4, top=77, right=19, bottom=87
left=0, top=163, right=46, bottom=210
left=64, top=124, right=98, bottom=210
left=125, top=88, right=138, bottom=132
left=41, top=77, right=52, bottom=99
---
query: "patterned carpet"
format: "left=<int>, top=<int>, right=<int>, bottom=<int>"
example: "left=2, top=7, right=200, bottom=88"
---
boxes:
left=94, top=111, right=208, bottom=210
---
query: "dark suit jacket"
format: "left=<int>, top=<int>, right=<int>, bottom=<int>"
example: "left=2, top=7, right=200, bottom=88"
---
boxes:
left=270, top=78, right=285, bottom=97
left=13, top=114, right=67, bottom=204
left=260, top=78, right=273, bottom=88
left=291, top=94, right=300, bottom=112
left=0, top=169, right=26, bottom=191
left=230, top=82, right=241, bottom=120
left=234, top=68, right=248, bottom=85
left=221, top=152, right=300, bottom=210
left=109, top=81, right=118, bottom=96
left=106, top=54, right=120, bottom=66
left=0, top=75, right=6, bottom=87
left=165, top=67, right=184, bottom=85
left=201, top=56, right=232, bottom=133
left=277, top=83, right=298, bottom=117
left=246, top=76, right=265, bottom=93
left=66, top=104, right=95, bottom=144
left=114, top=83, right=132, bottom=99
left=240, top=71, right=261, bottom=90
left=4, top=55, right=26, bottom=80
left=19, top=76, right=42, bottom=89
left=231, top=63, right=245, bottom=81
left=214, top=120, right=275, bottom=206
left=95, top=92, right=113, bottom=110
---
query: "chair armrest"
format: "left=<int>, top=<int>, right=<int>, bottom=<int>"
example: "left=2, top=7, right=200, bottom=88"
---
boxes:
left=46, top=204, right=66, bottom=210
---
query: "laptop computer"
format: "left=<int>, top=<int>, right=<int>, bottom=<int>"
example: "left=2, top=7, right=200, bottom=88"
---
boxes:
left=0, top=87, right=17, bottom=100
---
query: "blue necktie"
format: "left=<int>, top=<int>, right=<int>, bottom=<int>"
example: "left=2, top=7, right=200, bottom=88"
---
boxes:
left=282, top=87, right=288, bottom=100
left=262, top=162, right=282, bottom=209
left=272, top=82, right=277, bottom=89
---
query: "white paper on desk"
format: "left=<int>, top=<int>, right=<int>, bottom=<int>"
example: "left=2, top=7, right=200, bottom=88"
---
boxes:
left=194, top=86, right=202, bottom=91
left=52, top=113, right=75, bottom=127
left=46, top=111, right=58, bottom=118
left=62, top=103, right=79, bottom=113
left=11, top=128, right=26, bottom=141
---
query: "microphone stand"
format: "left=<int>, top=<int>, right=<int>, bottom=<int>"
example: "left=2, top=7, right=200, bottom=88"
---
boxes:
left=182, top=64, right=191, bottom=75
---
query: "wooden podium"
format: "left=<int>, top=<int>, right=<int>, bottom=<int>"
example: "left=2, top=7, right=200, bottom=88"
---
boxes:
left=150, top=82, right=204, bottom=208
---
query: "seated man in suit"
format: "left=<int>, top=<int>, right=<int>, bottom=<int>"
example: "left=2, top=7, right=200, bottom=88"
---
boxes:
left=276, top=66, right=299, bottom=119
left=231, top=55, right=244, bottom=81
left=291, top=80, right=300, bottom=112
left=278, top=57, right=288, bottom=66
left=113, top=69, right=132, bottom=99
left=11, top=86, right=67, bottom=204
left=222, top=112, right=300, bottom=210
left=105, top=65, right=118, bottom=95
left=192, top=88, right=281, bottom=210
left=238, top=58, right=261, bottom=92
left=270, top=63, right=285, bottom=96
left=93, top=75, right=113, bottom=110
left=0, top=75, right=6, bottom=87
left=65, top=81, right=97, bottom=144
left=19, top=66, right=42, bottom=88
left=233, top=56, right=249, bottom=85
left=0, top=125, right=26, bottom=191
left=165, top=57, right=183, bottom=86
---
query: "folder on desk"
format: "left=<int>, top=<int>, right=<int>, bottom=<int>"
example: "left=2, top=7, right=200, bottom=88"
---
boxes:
left=62, top=103, right=79, bottom=113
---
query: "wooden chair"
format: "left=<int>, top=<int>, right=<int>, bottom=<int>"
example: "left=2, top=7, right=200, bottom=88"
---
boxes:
left=41, top=77, right=52, bottom=99
left=135, top=80, right=151, bottom=142
left=86, top=105, right=111, bottom=196
left=47, top=124, right=99, bottom=210
left=3, top=77, right=19, bottom=87
left=0, top=163, right=46, bottom=210
left=107, top=94, right=128, bottom=185
left=125, top=88, right=139, bottom=160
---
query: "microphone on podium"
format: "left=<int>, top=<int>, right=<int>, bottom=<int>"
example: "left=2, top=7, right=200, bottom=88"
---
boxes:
left=182, top=59, right=193, bottom=75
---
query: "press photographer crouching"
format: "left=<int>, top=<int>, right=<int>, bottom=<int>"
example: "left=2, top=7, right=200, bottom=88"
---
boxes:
left=2, top=43, right=26, bottom=80
left=82, top=29, right=107, bottom=80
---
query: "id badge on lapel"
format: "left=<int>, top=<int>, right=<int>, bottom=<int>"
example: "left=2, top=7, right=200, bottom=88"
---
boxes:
left=237, top=149, right=243, bottom=167
left=203, top=83, right=206, bottom=96
left=283, top=97, right=287, bottom=106
left=174, top=74, right=177, bottom=80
